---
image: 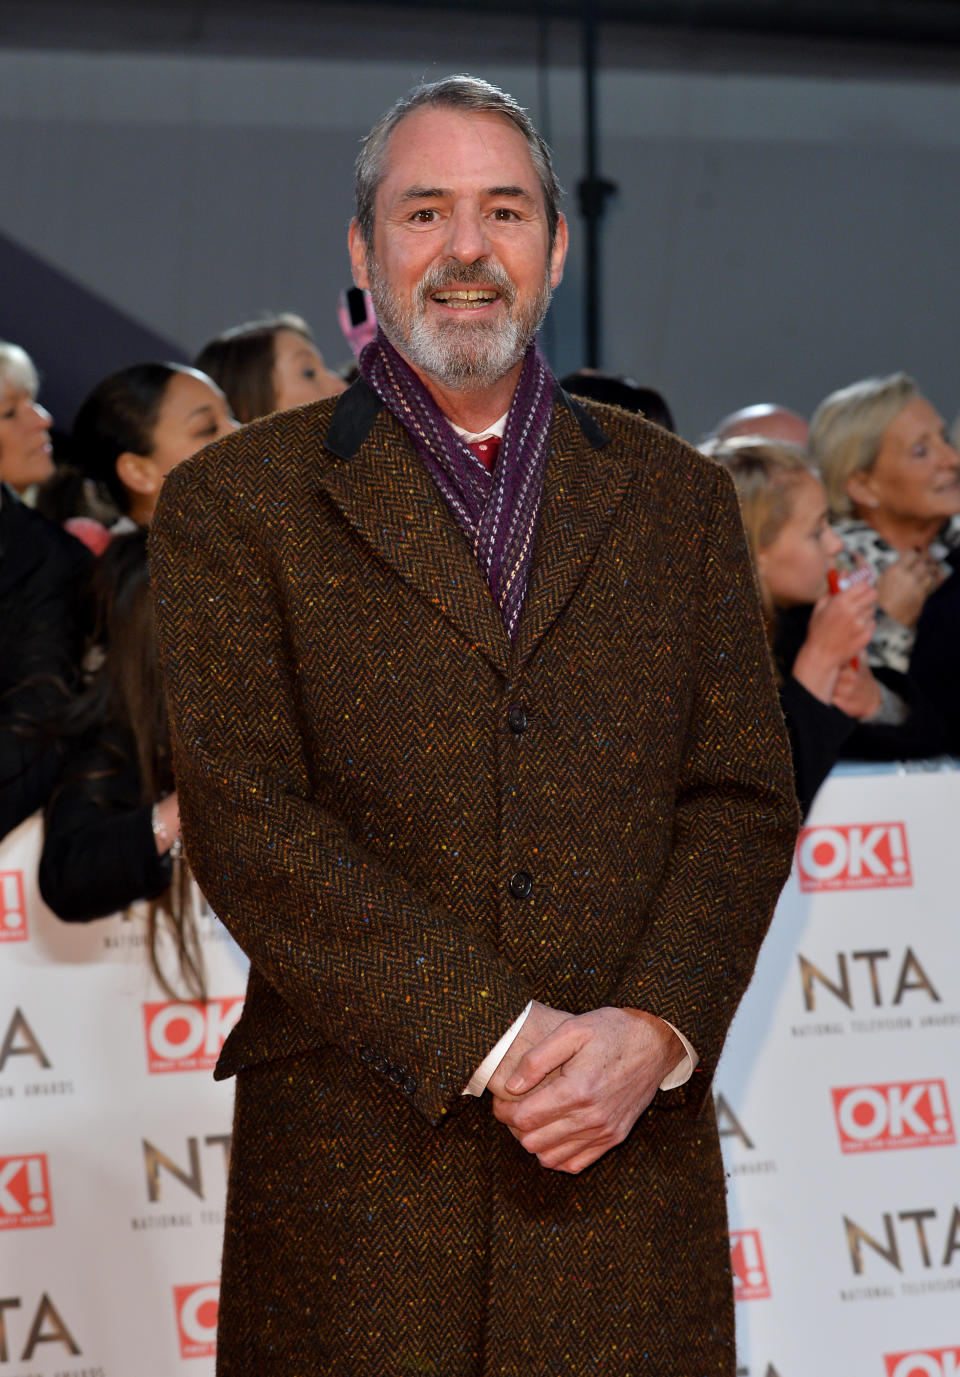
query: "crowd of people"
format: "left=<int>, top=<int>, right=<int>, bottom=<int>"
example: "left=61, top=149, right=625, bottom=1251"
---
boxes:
left=2, top=312, right=959, bottom=987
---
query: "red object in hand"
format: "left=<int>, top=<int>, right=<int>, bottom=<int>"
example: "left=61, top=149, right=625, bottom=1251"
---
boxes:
left=828, top=559, right=873, bottom=671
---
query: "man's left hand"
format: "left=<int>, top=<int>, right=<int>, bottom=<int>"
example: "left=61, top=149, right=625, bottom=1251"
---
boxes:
left=491, top=1007, right=684, bottom=1174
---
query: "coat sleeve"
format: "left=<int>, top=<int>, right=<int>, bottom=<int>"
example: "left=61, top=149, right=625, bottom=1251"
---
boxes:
left=150, top=455, right=533, bottom=1127
left=38, top=737, right=171, bottom=921
left=610, top=463, right=799, bottom=1111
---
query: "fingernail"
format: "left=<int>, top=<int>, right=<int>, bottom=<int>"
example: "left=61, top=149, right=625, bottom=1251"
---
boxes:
left=505, top=1076, right=524, bottom=1094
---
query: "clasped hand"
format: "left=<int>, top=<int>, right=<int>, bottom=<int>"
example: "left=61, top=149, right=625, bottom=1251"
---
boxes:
left=487, top=1001, right=683, bottom=1175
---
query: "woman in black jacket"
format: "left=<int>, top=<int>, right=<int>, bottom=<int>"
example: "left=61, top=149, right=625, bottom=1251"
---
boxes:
left=39, top=530, right=203, bottom=998
left=713, top=438, right=882, bottom=817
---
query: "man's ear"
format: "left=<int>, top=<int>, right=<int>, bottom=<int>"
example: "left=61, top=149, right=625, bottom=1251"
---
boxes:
left=348, top=219, right=371, bottom=290
left=845, top=468, right=880, bottom=511
left=549, top=213, right=569, bottom=290
left=115, top=451, right=158, bottom=498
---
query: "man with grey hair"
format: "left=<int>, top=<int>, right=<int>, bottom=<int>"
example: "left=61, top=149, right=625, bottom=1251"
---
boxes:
left=152, top=74, right=796, bottom=1375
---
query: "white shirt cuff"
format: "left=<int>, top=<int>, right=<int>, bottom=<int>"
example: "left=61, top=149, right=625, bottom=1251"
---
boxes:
left=462, top=1000, right=533, bottom=1096
left=659, top=1020, right=698, bottom=1090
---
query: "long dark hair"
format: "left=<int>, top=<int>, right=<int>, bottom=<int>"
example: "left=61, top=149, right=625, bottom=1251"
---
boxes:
left=55, top=529, right=204, bottom=1000
left=194, top=312, right=312, bottom=423
left=71, top=363, right=182, bottom=514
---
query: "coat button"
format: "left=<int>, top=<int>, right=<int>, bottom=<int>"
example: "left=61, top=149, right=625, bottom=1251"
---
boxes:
left=374, top=1055, right=389, bottom=1074
left=507, top=705, right=528, bottom=735
left=359, top=1046, right=375, bottom=1064
left=388, top=1065, right=405, bottom=1085
left=403, top=1076, right=418, bottom=1095
left=509, top=870, right=533, bottom=900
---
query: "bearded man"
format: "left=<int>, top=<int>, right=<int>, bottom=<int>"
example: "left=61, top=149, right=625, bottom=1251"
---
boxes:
left=151, top=75, right=798, bottom=1376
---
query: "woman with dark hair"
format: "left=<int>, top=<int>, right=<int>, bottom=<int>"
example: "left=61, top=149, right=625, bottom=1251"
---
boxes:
left=39, top=363, right=235, bottom=993
left=39, top=530, right=202, bottom=999
left=73, top=362, right=235, bottom=527
left=195, top=312, right=346, bottom=425
left=559, top=369, right=676, bottom=434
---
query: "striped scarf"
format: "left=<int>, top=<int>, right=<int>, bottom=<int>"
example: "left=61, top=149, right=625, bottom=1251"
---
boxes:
left=359, top=331, right=555, bottom=640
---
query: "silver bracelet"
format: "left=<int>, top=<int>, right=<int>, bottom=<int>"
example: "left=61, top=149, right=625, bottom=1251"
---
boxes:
left=151, top=803, right=183, bottom=860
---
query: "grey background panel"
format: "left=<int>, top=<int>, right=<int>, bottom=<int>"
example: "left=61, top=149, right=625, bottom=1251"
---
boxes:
left=1, top=24, right=958, bottom=437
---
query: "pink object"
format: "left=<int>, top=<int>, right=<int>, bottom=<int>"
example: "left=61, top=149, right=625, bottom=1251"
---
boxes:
left=64, top=516, right=113, bottom=555
left=337, top=288, right=378, bottom=357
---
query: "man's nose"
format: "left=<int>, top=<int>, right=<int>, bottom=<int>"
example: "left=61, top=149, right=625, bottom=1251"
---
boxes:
left=30, top=401, right=52, bottom=431
left=443, top=203, right=490, bottom=263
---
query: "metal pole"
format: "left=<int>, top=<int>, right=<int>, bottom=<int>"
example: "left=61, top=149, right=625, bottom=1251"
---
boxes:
left=577, top=6, right=617, bottom=369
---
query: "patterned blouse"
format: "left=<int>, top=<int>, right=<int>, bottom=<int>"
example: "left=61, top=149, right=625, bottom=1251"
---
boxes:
left=833, top=515, right=960, bottom=674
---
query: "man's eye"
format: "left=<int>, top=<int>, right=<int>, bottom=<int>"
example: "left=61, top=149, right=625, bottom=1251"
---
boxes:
left=302, top=368, right=317, bottom=380
left=912, top=445, right=929, bottom=459
left=492, top=208, right=518, bottom=221
left=410, top=208, right=437, bottom=222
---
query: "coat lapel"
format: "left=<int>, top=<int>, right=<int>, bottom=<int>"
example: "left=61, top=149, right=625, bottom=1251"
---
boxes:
left=512, top=392, right=632, bottom=674
left=318, top=380, right=512, bottom=677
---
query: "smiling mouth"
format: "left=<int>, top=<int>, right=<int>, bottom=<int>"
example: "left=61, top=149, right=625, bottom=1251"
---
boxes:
left=430, top=289, right=500, bottom=309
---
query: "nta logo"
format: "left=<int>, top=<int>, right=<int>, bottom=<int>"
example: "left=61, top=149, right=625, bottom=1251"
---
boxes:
left=797, top=822, right=911, bottom=892
left=730, top=1230, right=771, bottom=1300
left=885, top=1348, right=960, bottom=1377
left=0, top=872, right=27, bottom=943
left=833, top=1080, right=955, bottom=1154
left=143, top=998, right=243, bottom=1073
left=173, top=1282, right=218, bottom=1358
left=0, top=1155, right=54, bottom=1229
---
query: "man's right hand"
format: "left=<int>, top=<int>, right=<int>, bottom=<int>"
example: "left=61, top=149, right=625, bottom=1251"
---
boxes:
left=486, top=1000, right=571, bottom=1102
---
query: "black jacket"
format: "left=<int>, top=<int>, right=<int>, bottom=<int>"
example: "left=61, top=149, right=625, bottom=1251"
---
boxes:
left=0, top=485, right=92, bottom=839
left=773, top=606, right=857, bottom=819
left=38, top=723, right=171, bottom=921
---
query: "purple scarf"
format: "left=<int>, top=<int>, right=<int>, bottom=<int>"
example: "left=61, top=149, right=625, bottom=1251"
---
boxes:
left=359, top=331, right=555, bottom=640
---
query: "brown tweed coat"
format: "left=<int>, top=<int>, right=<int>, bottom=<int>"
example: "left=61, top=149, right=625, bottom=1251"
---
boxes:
left=151, top=381, right=798, bottom=1377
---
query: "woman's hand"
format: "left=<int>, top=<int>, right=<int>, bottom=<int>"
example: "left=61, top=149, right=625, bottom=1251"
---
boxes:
left=874, top=551, right=943, bottom=628
left=792, top=582, right=876, bottom=704
left=832, top=662, right=883, bottom=720
left=151, top=791, right=182, bottom=855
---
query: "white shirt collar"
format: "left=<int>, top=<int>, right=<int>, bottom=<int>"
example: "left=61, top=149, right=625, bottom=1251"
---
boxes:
left=449, top=411, right=509, bottom=445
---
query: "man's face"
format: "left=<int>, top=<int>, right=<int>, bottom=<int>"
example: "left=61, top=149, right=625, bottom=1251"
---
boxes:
left=349, top=105, right=567, bottom=390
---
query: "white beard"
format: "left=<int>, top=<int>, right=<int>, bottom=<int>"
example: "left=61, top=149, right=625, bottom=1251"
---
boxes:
left=366, top=255, right=552, bottom=390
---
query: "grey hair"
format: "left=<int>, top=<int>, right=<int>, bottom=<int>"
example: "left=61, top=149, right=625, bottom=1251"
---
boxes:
left=354, top=74, right=562, bottom=251
left=809, top=373, right=920, bottom=519
left=0, top=341, right=38, bottom=397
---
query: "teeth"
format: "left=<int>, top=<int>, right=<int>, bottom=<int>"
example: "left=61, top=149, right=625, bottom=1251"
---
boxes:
left=432, top=289, right=497, bottom=303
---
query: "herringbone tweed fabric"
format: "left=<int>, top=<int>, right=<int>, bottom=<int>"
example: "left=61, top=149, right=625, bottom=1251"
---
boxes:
left=151, top=381, right=798, bottom=1377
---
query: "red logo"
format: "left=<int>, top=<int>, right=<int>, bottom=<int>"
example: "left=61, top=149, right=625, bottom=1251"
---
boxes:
left=885, top=1348, right=960, bottom=1377
left=0, top=872, right=27, bottom=942
left=0, top=1154, right=54, bottom=1229
left=173, top=1283, right=219, bottom=1358
left=730, top=1230, right=770, bottom=1300
left=143, top=998, right=243, bottom=1073
left=796, top=822, right=911, bottom=892
left=833, top=1080, right=955, bottom=1154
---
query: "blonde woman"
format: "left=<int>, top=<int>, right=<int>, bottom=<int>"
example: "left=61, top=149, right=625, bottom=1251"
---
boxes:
left=714, top=438, right=881, bottom=814
left=810, top=373, right=960, bottom=675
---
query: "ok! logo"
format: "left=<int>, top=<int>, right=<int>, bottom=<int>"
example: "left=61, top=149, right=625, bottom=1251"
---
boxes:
left=832, top=1080, right=955, bottom=1154
left=143, top=998, right=243, bottom=1074
left=0, top=1154, right=54, bottom=1230
left=729, top=1230, right=771, bottom=1301
left=173, top=1282, right=219, bottom=1358
left=0, top=871, right=28, bottom=942
left=885, top=1348, right=960, bottom=1377
left=796, top=822, right=911, bottom=892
